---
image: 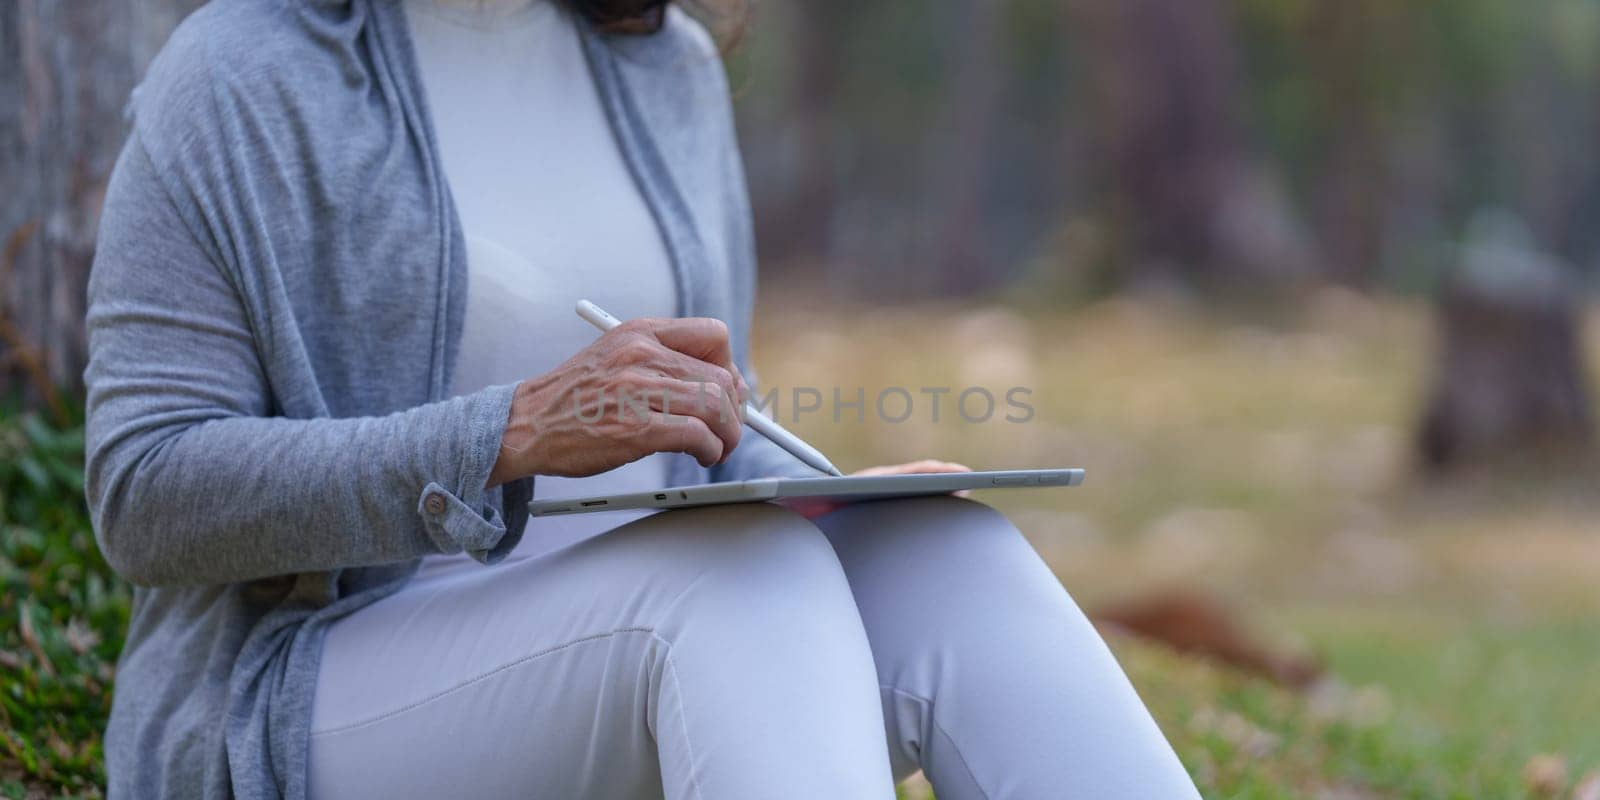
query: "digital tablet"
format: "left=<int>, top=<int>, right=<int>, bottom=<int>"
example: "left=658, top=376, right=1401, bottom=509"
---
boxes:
left=525, top=469, right=1085, bottom=518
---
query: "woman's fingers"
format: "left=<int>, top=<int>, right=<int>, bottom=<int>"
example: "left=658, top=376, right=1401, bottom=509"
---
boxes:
left=657, top=349, right=746, bottom=411
left=620, top=325, right=748, bottom=463
left=638, top=376, right=743, bottom=460
left=780, top=460, right=976, bottom=516
left=847, top=459, right=974, bottom=497
left=504, top=317, right=758, bottom=479
left=641, top=413, right=724, bottom=467
left=638, top=317, right=750, bottom=402
left=606, top=363, right=741, bottom=463
left=645, top=316, right=732, bottom=364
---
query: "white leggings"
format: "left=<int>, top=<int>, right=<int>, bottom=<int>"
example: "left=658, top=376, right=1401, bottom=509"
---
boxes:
left=307, top=497, right=1200, bottom=799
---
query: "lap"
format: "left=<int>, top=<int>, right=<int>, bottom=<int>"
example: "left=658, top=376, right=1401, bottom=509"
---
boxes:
left=317, top=504, right=821, bottom=717
left=307, top=495, right=1081, bottom=799
left=307, top=501, right=882, bottom=799
left=311, top=495, right=1037, bottom=743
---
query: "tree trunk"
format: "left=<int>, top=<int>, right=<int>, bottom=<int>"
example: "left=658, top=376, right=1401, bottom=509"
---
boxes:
left=756, top=0, right=846, bottom=274
left=0, top=0, right=202, bottom=420
left=1067, top=0, right=1314, bottom=292
left=1304, top=0, right=1387, bottom=287
left=1417, top=213, right=1596, bottom=472
left=919, top=0, right=1003, bottom=297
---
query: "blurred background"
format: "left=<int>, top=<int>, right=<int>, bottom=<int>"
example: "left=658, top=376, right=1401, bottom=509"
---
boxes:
left=3, top=0, right=1599, bottom=797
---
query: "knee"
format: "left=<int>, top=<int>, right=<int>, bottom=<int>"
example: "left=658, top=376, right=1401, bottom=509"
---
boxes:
left=826, top=495, right=1018, bottom=538
left=634, top=503, right=864, bottom=634
left=817, top=496, right=1075, bottom=624
left=679, top=501, right=845, bottom=580
left=817, top=495, right=1033, bottom=572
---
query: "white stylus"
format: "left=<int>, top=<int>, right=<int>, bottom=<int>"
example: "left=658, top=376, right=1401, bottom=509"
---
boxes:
left=576, top=299, right=846, bottom=477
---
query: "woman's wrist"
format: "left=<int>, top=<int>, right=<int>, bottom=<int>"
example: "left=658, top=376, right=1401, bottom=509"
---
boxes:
left=487, top=379, right=547, bottom=487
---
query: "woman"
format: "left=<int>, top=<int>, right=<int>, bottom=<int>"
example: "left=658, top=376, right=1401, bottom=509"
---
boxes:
left=84, top=0, right=1200, bottom=797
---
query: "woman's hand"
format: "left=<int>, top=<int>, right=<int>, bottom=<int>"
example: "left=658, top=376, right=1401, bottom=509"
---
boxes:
left=488, top=317, right=749, bottom=486
left=781, top=459, right=973, bottom=519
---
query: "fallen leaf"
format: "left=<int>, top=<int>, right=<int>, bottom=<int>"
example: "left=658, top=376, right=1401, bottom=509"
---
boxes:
left=17, top=602, right=56, bottom=678
left=1524, top=753, right=1568, bottom=798
left=64, top=618, right=99, bottom=655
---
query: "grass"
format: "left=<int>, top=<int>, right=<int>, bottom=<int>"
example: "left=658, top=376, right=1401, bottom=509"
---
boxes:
left=3, top=290, right=1598, bottom=797
left=1, top=411, right=126, bottom=799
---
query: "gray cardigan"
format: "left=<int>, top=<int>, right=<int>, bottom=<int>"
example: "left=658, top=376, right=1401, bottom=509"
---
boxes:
left=83, top=0, right=811, bottom=796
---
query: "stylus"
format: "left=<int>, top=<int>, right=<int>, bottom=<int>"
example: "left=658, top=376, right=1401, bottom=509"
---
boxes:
left=576, top=299, right=846, bottom=477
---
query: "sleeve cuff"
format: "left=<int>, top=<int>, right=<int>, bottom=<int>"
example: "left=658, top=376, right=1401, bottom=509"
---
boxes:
left=414, top=382, right=522, bottom=563
left=417, top=481, right=511, bottom=562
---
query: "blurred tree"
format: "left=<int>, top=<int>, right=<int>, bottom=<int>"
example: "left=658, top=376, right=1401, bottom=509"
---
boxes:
left=0, top=0, right=203, bottom=416
left=1303, top=0, right=1388, bottom=286
left=759, top=0, right=847, bottom=269
left=1066, top=0, right=1314, bottom=293
left=918, top=0, right=1004, bottom=296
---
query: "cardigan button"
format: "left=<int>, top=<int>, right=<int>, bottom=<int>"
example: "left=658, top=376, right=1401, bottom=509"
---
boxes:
left=423, top=492, right=448, bottom=516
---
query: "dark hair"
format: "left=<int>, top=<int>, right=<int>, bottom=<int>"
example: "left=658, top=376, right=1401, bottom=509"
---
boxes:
left=566, top=0, right=747, bottom=45
left=568, top=0, right=670, bottom=34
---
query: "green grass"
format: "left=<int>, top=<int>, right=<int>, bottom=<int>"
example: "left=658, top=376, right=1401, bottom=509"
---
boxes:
left=1, top=411, right=126, bottom=799
left=4, top=292, right=1598, bottom=797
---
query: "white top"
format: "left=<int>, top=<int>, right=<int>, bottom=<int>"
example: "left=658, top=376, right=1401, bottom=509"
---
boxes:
left=405, top=0, right=678, bottom=558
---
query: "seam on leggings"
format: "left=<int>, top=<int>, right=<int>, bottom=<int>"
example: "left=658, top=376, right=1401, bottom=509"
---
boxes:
left=660, top=645, right=706, bottom=800
left=882, top=686, right=992, bottom=800
left=310, top=626, right=659, bottom=737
